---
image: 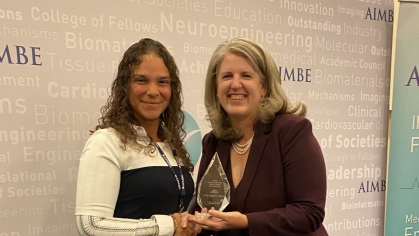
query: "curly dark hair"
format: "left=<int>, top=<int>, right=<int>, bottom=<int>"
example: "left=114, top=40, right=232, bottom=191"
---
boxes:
left=94, top=38, right=193, bottom=171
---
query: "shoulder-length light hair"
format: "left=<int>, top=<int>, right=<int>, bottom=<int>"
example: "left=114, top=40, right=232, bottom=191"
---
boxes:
left=95, top=38, right=193, bottom=171
left=204, top=37, right=306, bottom=140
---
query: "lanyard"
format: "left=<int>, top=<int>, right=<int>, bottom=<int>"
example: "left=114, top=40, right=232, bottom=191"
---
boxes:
left=154, top=143, right=185, bottom=212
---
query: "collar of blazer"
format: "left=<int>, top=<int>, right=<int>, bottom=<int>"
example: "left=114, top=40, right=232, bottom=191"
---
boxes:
left=216, top=121, right=270, bottom=212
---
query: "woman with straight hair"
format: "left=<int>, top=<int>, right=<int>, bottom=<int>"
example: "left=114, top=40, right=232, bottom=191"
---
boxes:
left=190, top=37, right=328, bottom=236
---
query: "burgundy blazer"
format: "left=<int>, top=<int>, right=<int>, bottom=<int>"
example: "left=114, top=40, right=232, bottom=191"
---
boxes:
left=196, top=113, right=328, bottom=236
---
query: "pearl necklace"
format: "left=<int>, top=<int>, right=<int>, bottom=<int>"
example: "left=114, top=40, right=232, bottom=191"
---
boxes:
left=232, top=133, right=254, bottom=155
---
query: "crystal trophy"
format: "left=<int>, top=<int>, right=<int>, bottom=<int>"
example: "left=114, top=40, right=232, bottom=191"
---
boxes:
left=195, top=152, right=230, bottom=219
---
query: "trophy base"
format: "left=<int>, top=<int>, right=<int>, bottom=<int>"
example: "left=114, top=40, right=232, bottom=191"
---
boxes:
left=194, top=212, right=211, bottom=219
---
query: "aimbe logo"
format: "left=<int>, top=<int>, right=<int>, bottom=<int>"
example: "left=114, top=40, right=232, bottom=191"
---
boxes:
left=183, top=111, right=202, bottom=165
left=0, top=45, right=42, bottom=65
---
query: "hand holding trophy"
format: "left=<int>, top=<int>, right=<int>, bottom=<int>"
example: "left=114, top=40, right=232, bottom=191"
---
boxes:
left=195, top=153, right=230, bottom=219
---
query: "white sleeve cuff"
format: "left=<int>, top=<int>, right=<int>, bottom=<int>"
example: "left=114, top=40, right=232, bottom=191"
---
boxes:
left=153, top=215, right=175, bottom=236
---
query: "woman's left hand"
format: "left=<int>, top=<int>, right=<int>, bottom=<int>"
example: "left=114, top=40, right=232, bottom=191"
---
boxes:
left=189, top=208, right=248, bottom=231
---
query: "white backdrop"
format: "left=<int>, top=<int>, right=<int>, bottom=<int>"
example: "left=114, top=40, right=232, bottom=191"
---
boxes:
left=0, top=0, right=393, bottom=235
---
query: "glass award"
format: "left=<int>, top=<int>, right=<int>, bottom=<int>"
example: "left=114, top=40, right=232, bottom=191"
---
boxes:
left=195, top=152, right=230, bottom=219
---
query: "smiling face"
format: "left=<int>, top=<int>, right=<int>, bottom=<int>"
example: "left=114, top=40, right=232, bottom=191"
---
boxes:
left=129, top=54, right=171, bottom=126
left=216, top=53, right=265, bottom=122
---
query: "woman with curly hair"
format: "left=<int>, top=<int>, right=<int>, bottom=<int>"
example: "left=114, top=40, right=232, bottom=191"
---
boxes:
left=75, top=38, right=196, bottom=236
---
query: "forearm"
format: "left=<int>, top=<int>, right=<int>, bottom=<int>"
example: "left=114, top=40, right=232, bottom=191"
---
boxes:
left=76, top=214, right=175, bottom=236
